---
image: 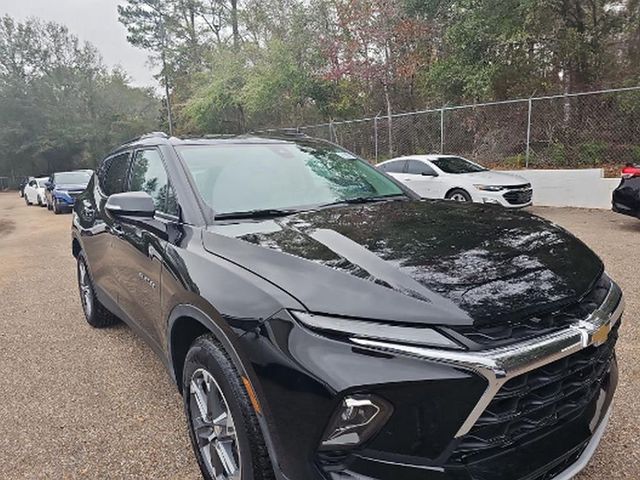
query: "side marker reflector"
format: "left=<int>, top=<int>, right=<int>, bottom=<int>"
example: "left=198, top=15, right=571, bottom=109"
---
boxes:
left=242, top=376, right=262, bottom=415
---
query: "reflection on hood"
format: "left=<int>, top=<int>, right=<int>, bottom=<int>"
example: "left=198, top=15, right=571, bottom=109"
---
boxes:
left=207, top=200, right=602, bottom=326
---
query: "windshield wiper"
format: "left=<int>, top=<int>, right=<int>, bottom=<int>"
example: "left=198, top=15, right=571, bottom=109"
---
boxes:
left=318, top=194, right=406, bottom=208
left=215, top=208, right=302, bottom=220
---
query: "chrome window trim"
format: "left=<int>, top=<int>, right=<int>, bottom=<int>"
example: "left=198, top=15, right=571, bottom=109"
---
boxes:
left=350, top=279, right=624, bottom=438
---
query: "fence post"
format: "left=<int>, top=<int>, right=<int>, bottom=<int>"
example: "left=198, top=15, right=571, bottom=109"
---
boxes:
left=374, top=115, right=379, bottom=162
left=440, top=107, right=445, bottom=154
left=525, top=97, right=532, bottom=168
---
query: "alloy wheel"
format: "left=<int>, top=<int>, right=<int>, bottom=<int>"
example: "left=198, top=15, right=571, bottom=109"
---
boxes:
left=78, top=260, right=93, bottom=318
left=450, top=193, right=468, bottom=202
left=189, top=368, right=241, bottom=480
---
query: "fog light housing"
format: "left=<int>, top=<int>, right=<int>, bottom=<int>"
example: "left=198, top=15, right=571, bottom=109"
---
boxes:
left=319, top=395, right=392, bottom=450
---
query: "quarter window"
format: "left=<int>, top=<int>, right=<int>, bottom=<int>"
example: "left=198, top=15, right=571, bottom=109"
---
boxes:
left=379, top=160, right=406, bottom=173
left=102, top=153, right=130, bottom=195
left=129, top=149, right=178, bottom=216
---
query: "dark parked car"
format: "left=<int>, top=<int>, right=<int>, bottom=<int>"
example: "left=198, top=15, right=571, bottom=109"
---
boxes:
left=18, top=176, right=34, bottom=197
left=45, top=170, right=93, bottom=213
left=72, top=132, right=623, bottom=480
left=612, top=163, right=640, bottom=219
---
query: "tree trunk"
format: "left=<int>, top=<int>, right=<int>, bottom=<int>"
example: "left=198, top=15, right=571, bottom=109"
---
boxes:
left=384, top=84, right=393, bottom=157
left=230, top=0, right=239, bottom=48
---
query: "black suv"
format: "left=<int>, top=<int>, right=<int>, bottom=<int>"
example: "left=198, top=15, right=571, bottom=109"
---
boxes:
left=72, top=132, right=623, bottom=480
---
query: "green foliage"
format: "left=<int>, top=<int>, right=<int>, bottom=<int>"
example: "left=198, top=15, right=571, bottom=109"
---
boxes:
left=548, top=143, right=566, bottom=166
left=0, top=15, right=160, bottom=178
left=579, top=141, right=608, bottom=166
left=502, top=154, right=526, bottom=169
left=632, top=146, right=640, bottom=163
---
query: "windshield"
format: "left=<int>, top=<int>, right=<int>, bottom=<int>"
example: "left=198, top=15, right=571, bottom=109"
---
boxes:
left=36, top=178, right=48, bottom=187
left=431, top=157, right=487, bottom=174
left=177, top=141, right=405, bottom=216
left=56, top=171, right=92, bottom=185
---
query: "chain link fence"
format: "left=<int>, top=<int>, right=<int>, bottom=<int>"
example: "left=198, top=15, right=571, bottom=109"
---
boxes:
left=296, top=86, right=640, bottom=170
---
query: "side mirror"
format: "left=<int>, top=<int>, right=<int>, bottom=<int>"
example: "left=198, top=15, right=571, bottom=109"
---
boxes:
left=106, top=191, right=155, bottom=218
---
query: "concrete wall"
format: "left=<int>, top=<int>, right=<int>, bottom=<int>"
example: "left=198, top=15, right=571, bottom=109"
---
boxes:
left=500, top=168, right=620, bottom=209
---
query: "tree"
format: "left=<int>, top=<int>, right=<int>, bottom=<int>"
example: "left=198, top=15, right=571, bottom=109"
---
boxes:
left=323, top=0, right=433, bottom=154
left=118, top=0, right=177, bottom=134
left=0, top=15, right=160, bottom=180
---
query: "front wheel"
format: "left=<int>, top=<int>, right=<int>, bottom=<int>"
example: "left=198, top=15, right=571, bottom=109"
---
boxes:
left=53, top=198, right=62, bottom=214
left=446, top=189, right=472, bottom=202
left=24, top=195, right=31, bottom=206
left=183, top=336, right=274, bottom=480
left=77, top=252, right=119, bottom=328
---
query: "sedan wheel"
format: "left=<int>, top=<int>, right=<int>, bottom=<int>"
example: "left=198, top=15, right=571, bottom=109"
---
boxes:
left=188, top=369, right=241, bottom=480
left=446, top=189, right=472, bottom=202
left=451, top=193, right=467, bottom=202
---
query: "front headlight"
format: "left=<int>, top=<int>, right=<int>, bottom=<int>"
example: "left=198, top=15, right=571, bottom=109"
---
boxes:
left=291, top=311, right=461, bottom=349
left=474, top=184, right=504, bottom=192
left=55, top=190, right=69, bottom=197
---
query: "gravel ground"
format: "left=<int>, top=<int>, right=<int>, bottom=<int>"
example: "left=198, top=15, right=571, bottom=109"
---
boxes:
left=0, top=192, right=638, bottom=479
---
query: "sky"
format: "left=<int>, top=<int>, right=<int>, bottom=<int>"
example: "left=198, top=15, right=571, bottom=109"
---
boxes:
left=0, top=0, right=157, bottom=87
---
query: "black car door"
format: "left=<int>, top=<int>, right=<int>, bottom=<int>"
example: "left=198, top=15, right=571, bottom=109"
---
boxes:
left=115, top=147, right=180, bottom=347
left=85, top=151, right=132, bottom=307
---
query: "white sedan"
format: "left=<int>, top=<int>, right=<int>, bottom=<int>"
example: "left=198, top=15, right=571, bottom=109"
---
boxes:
left=23, top=177, right=49, bottom=207
left=377, top=155, right=532, bottom=208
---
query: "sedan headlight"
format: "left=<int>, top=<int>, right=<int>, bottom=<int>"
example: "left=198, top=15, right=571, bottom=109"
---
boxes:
left=291, top=311, right=461, bottom=349
left=474, top=184, right=504, bottom=192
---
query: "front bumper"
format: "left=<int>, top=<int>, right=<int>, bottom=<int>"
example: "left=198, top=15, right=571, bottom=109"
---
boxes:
left=244, top=281, right=622, bottom=480
left=612, top=200, right=639, bottom=219
left=474, top=188, right=533, bottom=208
left=53, top=193, right=77, bottom=207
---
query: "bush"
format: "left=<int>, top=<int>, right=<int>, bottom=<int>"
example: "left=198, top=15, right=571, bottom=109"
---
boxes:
left=579, top=141, right=608, bottom=166
left=548, top=143, right=566, bottom=166
left=501, top=154, right=525, bottom=169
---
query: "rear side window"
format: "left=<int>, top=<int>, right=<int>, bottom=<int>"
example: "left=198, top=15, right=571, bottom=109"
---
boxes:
left=129, top=149, right=178, bottom=216
left=407, top=160, right=437, bottom=175
left=379, top=160, right=406, bottom=173
left=102, top=153, right=130, bottom=195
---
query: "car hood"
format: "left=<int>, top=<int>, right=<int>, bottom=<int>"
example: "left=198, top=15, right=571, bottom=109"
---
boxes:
left=202, top=200, right=602, bottom=327
left=455, top=171, right=529, bottom=186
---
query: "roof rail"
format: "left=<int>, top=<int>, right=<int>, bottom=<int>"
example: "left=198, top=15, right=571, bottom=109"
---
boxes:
left=122, top=131, right=170, bottom=145
left=251, top=128, right=308, bottom=137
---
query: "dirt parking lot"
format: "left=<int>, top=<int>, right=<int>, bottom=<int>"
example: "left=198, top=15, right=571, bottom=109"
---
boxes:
left=0, top=192, right=638, bottom=479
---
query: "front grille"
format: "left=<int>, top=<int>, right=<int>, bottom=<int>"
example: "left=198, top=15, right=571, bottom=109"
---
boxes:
left=503, top=188, right=533, bottom=205
left=68, top=191, right=82, bottom=198
left=450, top=320, right=619, bottom=463
left=452, top=274, right=611, bottom=349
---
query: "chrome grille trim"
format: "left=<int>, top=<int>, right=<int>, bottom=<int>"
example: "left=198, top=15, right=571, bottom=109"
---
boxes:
left=350, top=279, right=623, bottom=438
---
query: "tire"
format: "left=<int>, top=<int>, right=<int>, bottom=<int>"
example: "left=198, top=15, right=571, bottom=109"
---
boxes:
left=77, top=251, right=120, bottom=328
left=446, top=188, right=472, bottom=202
left=53, top=198, right=62, bottom=214
left=24, top=195, right=31, bottom=206
left=183, top=335, right=274, bottom=480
